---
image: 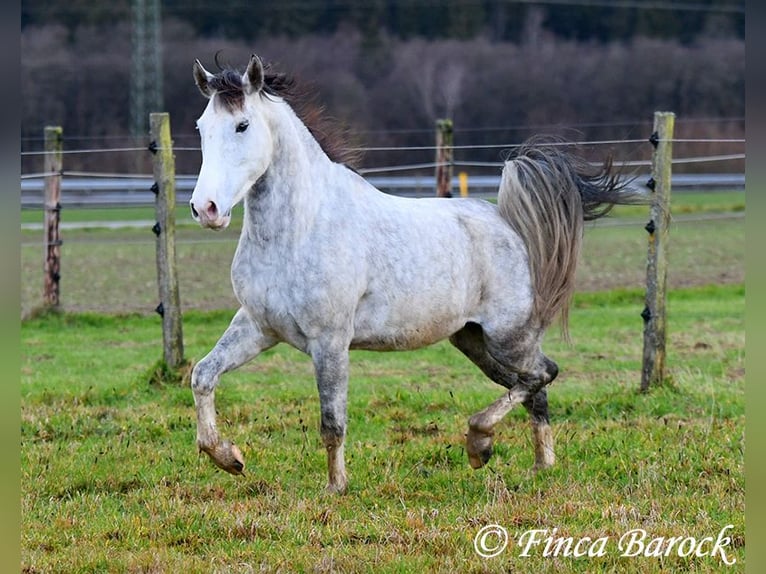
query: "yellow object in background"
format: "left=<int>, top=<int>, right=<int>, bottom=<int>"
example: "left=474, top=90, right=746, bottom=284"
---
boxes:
left=459, top=171, right=468, bottom=197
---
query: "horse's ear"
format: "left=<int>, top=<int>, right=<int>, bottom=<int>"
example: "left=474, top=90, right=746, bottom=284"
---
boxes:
left=193, top=59, right=215, bottom=98
left=242, top=54, right=265, bottom=95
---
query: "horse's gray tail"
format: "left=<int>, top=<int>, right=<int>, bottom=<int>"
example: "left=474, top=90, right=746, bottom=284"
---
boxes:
left=497, top=140, right=647, bottom=339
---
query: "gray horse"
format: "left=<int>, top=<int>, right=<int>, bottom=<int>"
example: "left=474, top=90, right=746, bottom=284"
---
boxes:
left=188, top=54, right=644, bottom=493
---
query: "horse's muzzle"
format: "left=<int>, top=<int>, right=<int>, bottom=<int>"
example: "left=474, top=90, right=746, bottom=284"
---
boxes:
left=190, top=199, right=231, bottom=229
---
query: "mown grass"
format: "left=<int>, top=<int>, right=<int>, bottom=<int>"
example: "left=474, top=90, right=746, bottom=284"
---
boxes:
left=21, top=284, right=744, bottom=573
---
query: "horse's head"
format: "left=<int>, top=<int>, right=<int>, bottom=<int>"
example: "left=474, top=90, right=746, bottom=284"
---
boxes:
left=190, top=55, right=274, bottom=229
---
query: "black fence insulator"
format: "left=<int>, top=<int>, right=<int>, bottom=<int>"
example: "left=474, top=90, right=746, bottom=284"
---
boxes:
left=45, top=202, right=62, bottom=213
left=52, top=272, right=61, bottom=282
left=641, top=306, right=652, bottom=323
left=645, top=219, right=656, bottom=234
left=148, top=140, right=158, bottom=155
left=152, top=222, right=161, bottom=236
left=151, top=182, right=159, bottom=195
left=155, top=302, right=164, bottom=317
left=649, top=131, right=659, bottom=148
left=646, top=177, right=656, bottom=191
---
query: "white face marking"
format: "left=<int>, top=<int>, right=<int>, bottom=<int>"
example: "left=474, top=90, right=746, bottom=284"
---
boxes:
left=190, top=94, right=273, bottom=229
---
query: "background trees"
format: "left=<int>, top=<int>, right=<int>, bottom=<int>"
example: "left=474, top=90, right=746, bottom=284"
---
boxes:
left=20, top=1, right=745, bottom=175
left=22, top=0, right=745, bottom=43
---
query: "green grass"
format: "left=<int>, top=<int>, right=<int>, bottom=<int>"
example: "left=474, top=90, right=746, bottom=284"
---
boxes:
left=22, top=206, right=159, bottom=224
left=21, top=285, right=744, bottom=572
left=20, top=191, right=745, bottom=571
left=20, top=201, right=237, bottom=228
left=609, top=189, right=745, bottom=218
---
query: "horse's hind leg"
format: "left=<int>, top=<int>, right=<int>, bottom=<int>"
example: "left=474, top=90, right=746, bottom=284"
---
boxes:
left=192, top=308, right=276, bottom=475
left=450, top=323, right=558, bottom=470
left=523, top=389, right=555, bottom=470
left=464, top=387, right=529, bottom=469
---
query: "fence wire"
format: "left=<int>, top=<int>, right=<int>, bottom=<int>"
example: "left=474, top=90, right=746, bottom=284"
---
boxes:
left=20, top=146, right=746, bottom=181
left=20, top=129, right=745, bottom=318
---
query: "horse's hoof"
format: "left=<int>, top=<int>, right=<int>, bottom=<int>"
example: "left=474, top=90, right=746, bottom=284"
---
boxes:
left=324, top=481, right=348, bottom=495
left=203, top=440, right=245, bottom=475
left=466, top=429, right=494, bottom=469
left=468, top=447, right=493, bottom=469
left=533, top=460, right=554, bottom=472
left=324, top=468, right=348, bottom=494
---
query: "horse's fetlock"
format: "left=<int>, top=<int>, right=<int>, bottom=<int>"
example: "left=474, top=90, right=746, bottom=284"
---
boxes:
left=321, top=427, right=345, bottom=447
left=468, top=415, right=494, bottom=435
left=320, top=415, right=346, bottom=441
left=196, top=435, right=215, bottom=453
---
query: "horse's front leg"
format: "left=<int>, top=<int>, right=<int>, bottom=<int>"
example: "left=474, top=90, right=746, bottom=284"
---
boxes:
left=310, top=340, right=350, bottom=494
left=192, top=308, right=275, bottom=475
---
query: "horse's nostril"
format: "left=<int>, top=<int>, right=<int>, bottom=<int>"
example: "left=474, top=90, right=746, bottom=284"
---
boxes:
left=206, top=201, right=218, bottom=218
left=190, top=203, right=199, bottom=219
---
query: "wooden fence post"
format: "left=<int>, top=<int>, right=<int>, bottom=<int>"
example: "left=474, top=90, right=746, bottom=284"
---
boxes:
left=435, top=119, right=454, bottom=197
left=641, top=111, right=675, bottom=391
left=43, top=126, right=63, bottom=310
left=149, top=112, right=184, bottom=369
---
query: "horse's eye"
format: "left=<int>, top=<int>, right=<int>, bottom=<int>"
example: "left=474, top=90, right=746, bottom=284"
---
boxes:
left=236, top=120, right=249, bottom=133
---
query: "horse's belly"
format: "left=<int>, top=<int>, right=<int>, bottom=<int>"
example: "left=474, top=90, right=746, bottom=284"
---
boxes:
left=351, top=324, right=462, bottom=351
left=349, top=294, right=472, bottom=351
left=350, top=322, right=462, bottom=351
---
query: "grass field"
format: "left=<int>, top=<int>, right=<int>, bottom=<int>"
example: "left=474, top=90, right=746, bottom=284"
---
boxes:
left=21, top=190, right=745, bottom=572
left=21, top=285, right=744, bottom=572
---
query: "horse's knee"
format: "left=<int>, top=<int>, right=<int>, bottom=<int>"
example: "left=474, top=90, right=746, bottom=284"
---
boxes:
left=191, top=358, right=219, bottom=394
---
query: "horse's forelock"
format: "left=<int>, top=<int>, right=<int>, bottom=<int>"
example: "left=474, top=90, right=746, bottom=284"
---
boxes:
left=209, top=70, right=245, bottom=111
left=206, top=61, right=361, bottom=168
left=208, top=67, right=294, bottom=112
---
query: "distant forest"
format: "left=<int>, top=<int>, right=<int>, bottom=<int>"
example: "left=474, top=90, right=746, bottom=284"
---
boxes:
left=22, top=0, right=745, bottom=44
left=21, top=1, right=745, bottom=175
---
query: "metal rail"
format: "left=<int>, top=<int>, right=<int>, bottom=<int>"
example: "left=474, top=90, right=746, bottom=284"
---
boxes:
left=20, top=173, right=745, bottom=209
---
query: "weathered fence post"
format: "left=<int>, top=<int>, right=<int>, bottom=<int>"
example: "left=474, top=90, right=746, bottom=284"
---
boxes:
left=435, top=119, right=454, bottom=197
left=43, top=126, right=63, bottom=310
left=149, top=112, right=184, bottom=369
left=641, top=111, right=675, bottom=391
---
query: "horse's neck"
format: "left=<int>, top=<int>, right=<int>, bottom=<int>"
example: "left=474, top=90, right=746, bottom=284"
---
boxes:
left=243, top=104, right=331, bottom=244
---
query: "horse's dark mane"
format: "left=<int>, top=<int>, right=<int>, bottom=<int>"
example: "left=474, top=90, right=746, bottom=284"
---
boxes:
left=207, top=60, right=361, bottom=169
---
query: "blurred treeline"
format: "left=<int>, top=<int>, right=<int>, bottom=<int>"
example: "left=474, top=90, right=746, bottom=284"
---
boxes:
left=21, top=0, right=745, bottom=44
left=21, top=1, right=745, bottom=175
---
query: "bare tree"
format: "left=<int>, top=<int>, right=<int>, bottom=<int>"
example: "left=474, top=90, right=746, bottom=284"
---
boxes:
left=21, top=22, right=744, bottom=175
